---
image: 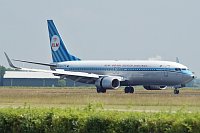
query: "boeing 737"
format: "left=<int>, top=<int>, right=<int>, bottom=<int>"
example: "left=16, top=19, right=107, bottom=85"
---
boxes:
left=5, top=20, right=195, bottom=94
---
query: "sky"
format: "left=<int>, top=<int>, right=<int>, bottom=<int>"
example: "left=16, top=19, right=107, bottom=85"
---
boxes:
left=0, top=0, right=200, bottom=77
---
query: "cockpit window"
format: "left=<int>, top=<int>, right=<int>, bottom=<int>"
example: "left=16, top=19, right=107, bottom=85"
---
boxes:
left=181, top=68, right=186, bottom=70
left=175, top=68, right=181, bottom=71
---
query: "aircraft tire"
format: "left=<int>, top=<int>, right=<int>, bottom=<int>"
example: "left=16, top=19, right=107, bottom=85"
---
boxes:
left=125, top=87, right=130, bottom=93
left=129, top=87, right=134, bottom=93
left=174, top=89, right=179, bottom=94
left=125, top=87, right=134, bottom=93
left=97, top=87, right=101, bottom=93
left=97, top=87, right=106, bottom=93
left=101, top=88, right=106, bottom=93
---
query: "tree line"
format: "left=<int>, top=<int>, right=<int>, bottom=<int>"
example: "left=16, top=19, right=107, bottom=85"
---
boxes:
left=0, top=65, right=15, bottom=86
left=0, top=66, right=6, bottom=86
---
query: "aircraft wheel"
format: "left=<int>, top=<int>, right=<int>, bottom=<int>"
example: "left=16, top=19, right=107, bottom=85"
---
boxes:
left=125, top=87, right=134, bottom=93
left=125, top=87, right=130, bottom=93
left=129, top=87, right=134, bottom=93
left=97, top=87, right=101, bottom=93
left=174, top=89, right=179, bottom=94
left=97, top=87, right=106, bottom=93
left=101, top=88, right=106, bottom=93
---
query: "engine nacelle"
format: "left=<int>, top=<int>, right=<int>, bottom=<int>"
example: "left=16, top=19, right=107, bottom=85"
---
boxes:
left=95, top=77, right=120, bottom=89
left=143, top=85, right=167, bottom=90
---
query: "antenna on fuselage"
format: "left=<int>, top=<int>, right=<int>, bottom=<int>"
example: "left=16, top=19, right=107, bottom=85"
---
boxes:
left=176, top=57, right=180, bottom=63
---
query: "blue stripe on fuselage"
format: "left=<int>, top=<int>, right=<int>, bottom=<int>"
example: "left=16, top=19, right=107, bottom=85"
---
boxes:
left=55, top=67, right=190, bottom=74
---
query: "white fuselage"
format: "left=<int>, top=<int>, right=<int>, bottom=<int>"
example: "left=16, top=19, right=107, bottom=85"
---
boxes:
left=55, top=60, right=194, bottom=86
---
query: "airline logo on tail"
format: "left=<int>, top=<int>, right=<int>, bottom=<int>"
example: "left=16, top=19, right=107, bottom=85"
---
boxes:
left=51, top=35, right=60, bottom=51
left=48, top=20, right=81, bottom=62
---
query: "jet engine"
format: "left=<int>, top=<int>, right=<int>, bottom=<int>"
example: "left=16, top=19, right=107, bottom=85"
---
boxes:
left=95, top=77, right=120, bottom=89
left=143, top=85, right=167, bottom=90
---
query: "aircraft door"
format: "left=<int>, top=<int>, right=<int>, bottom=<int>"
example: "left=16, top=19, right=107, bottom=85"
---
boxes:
left=164, top=65, right=170, bottom=77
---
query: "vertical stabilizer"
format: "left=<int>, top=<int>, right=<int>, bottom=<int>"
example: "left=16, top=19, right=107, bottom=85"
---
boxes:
left=47, top=20, right=80, bottom=62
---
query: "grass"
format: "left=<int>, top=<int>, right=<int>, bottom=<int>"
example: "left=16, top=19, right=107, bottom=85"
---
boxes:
left=0, top=87, right=200, bottom=112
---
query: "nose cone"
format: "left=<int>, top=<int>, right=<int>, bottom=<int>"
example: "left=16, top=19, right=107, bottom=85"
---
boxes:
left=184, top=74, right=195, bottom=84
left=191, top=75, right=196, bottom=80
left=192, top=75, right=196, bottom=79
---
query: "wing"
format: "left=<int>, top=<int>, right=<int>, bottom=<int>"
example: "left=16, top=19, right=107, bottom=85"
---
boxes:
left=4, top=53, right=124, bottom=84
left=20, top=67, right=100, bottom=84
left=13, top=59, right=56, bottom=67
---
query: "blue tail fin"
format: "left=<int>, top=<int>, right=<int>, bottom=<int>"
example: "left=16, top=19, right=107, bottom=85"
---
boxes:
left=47, top=20, right=80, bottom=62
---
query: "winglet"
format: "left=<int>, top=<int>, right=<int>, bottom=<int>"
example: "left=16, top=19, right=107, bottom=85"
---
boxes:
left=4, top=52, right=20, bottom=69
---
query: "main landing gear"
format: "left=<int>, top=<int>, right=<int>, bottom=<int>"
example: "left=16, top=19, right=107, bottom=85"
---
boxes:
left=96, top=87, right=106, bottom=93
left=96, top=87, right=135, bottom=93
left=124, top=86, right=135, bottom=93
left=174, top=88, right=179, bottom=94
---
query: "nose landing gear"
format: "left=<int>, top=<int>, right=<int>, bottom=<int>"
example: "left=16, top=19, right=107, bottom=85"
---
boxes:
left=174, top=88, right=179, bottom=94
left=124, top=86, right=135, bottom=93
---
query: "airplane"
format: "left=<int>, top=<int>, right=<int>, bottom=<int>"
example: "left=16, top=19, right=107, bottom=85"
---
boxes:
left=5, top=20, right=195, bottom=94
